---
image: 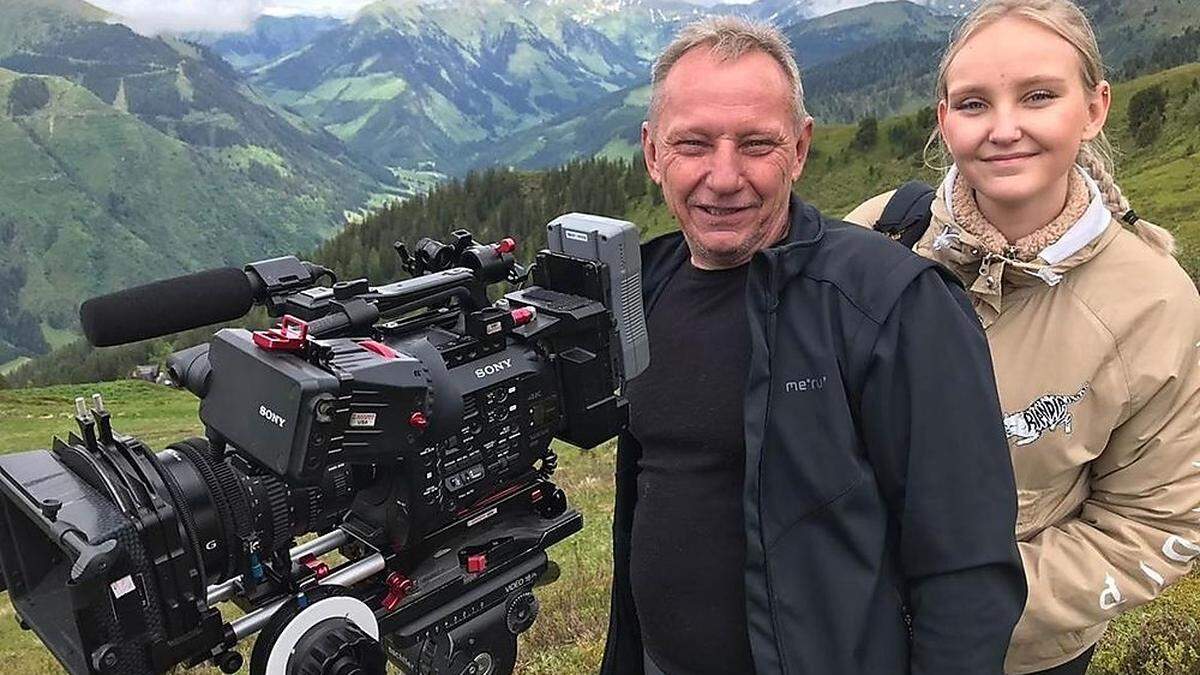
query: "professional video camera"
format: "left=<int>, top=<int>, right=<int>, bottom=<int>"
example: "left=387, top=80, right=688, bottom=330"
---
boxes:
left=0, top=215, right=648, bottom=675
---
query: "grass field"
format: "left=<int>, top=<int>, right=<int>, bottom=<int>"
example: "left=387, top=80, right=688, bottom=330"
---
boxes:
left=0, top=381, right=1198, bottom=673
left=0, top=381, right=616, bottom=674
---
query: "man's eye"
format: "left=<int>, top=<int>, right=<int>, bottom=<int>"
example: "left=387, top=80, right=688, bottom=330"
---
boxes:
left=675, top=140, right=708, bottom=153
left=743, top=140, right=777, bottom=154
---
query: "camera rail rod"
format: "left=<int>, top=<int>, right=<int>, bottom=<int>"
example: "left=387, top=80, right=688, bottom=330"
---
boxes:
left=229, top=551, right=387, bottom=640
left=205, top=529, right=352, bottom=606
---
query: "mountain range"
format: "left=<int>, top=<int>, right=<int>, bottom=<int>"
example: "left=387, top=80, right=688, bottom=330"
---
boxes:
left=244, top=0, right=699, bottom=170
left=221, top=0, right=967, bottom=174
left=187, top=15, right=343, bottom=71
left=0, top=0, right=393, bottom=364
left=437, top=1, right=956, bottom=171
left=298, top=0, right=1193, bottom=174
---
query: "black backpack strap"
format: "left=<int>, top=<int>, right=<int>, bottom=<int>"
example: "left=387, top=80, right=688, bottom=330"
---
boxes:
left=873, top=181, right=935, bottom=250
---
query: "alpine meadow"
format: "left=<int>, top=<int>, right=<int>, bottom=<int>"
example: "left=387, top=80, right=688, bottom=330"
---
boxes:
left=2, top=0, right=1200, bottom=673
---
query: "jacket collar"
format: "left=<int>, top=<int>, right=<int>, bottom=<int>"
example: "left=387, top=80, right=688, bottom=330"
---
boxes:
left=778, top=194, right=827, bottom=249
left=921, top=166, right=1120, bottom=327
left=937, top=165, right=1112, bottom=266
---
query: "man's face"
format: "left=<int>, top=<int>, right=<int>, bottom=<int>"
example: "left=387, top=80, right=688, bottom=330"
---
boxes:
left=642, top=47, right=813, bottom=270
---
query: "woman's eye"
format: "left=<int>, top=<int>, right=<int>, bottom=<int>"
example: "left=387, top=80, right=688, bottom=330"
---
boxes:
left=955, top=99, right=986, bottom=112
left=1027, top=90, right=1059, bottom=104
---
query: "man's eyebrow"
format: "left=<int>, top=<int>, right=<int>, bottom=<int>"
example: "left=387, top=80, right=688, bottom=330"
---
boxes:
left=662, top=129, right=710, bottom=142
left=741, top=132, right=786, bottom=141
left=663, top=129, right=785, bottom=142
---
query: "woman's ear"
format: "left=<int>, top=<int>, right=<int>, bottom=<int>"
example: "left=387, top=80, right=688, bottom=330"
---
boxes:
left=1083, top=80, right=1112, bottom=142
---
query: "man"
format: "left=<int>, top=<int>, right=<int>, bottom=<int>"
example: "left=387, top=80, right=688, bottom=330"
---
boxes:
left=601, top=16, right=1027, bottom=675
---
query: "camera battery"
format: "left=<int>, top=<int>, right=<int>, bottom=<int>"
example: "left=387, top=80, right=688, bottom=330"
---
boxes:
left=545, top=213, right=649, bottom=380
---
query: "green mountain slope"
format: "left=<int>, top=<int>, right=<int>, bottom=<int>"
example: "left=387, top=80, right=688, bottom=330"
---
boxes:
left=1082, top=0, right=1200, bottom=67
left=458, top=1, right=960, bottom=169
left=801, top=37, right=942, bottom=121
left=460, top=85, right=649, bottom=171
left=786, top=1, right=957, bottom=69
left=0, top=0, right=109, bottom=58
left=250, top=0, right=662, bottom=172
left=188, top=15, right=343, bottom=71
left=243, top=0, right=963, bottom=171
left=0, top=0, right=396, bottom=352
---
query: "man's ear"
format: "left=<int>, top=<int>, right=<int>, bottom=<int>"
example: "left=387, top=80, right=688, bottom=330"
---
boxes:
left=1083, top=80, right=1112, bottom=142
left=790, top=116, right=815, bottom=181
left=642, top=121, right=662, bottom=185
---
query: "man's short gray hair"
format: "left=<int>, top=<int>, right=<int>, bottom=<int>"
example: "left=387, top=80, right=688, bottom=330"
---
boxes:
left=648, top=16, right=807, bottom=129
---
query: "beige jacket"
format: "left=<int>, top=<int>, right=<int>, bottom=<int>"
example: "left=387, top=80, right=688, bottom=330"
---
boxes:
left=845, top=168, right=1200, bottom=673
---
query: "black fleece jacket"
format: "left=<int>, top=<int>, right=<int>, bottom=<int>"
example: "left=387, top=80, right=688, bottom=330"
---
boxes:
left=600, top=197, right=1026, bottom=674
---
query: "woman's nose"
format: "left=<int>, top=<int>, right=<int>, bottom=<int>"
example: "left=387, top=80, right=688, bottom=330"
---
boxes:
left=988, top=106, right=1024, bottom=145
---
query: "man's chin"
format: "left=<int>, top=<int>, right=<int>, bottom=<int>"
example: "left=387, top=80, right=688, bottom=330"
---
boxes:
left=689, top=237, right=755, bottom=269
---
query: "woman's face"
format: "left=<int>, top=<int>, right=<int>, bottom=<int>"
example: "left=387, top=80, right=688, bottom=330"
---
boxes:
left=938, top=16, right=1110, bottom=208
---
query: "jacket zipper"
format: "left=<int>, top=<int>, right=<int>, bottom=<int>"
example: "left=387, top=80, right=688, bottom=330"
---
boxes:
left=757, top=250, right=787, bottom=673
left=893, top=580, right=913, bottom=641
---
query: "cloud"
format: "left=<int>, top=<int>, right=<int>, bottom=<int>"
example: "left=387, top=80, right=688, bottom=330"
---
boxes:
left=89, top=0, right=268, bottom=35
left=263, top=0, right=375, bottom=18
left=87, top=0, right=741, bottom=34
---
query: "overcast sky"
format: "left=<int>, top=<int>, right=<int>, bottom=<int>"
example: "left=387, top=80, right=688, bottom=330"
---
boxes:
left=89, top=0, right=381, bottom=34
left=88, top=0, right=751, bottom=35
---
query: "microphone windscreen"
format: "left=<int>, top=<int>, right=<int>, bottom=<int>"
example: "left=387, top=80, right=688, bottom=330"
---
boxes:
left=81, top=267, right=254, bottom=347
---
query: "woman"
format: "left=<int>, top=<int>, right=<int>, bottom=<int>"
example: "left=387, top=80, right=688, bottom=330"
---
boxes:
left=845, top=2, right=1200, bottom=674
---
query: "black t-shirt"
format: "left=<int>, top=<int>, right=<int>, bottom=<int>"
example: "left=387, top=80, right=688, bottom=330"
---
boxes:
left=625, top=259, right=755, bottom=675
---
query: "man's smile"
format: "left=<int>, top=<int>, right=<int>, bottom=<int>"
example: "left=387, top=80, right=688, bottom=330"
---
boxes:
left=693, top=204, right=754, bottom=217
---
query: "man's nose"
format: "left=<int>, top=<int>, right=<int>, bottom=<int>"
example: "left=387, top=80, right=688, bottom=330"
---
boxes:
left=988, top=106, right=1023, bottom=145
left=704, top=141, right=745, bottom=193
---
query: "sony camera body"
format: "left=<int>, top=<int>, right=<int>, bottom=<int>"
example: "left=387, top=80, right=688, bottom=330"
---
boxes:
left=0, top=215, right=647, bottom=675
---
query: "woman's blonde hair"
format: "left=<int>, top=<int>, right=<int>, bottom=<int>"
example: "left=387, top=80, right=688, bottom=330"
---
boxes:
left=927, top=0, right=1175, bottom=255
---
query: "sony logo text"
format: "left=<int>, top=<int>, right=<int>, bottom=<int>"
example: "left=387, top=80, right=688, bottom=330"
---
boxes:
left=474, top=358, right=512, bottom=379
left=258, top=405, right=286, bottom=428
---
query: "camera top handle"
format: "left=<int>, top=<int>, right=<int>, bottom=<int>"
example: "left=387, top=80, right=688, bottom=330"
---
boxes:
left=252, top=230, right=520, bottom=339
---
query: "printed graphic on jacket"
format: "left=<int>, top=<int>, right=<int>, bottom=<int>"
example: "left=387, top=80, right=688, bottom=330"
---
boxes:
left=1003, top=383, right=1090, bottom=447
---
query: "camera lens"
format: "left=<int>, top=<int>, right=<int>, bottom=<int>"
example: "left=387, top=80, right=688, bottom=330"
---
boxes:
left=155, top=437, right=357, bottom=588
left=157, top=438, right=248, bottom=584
